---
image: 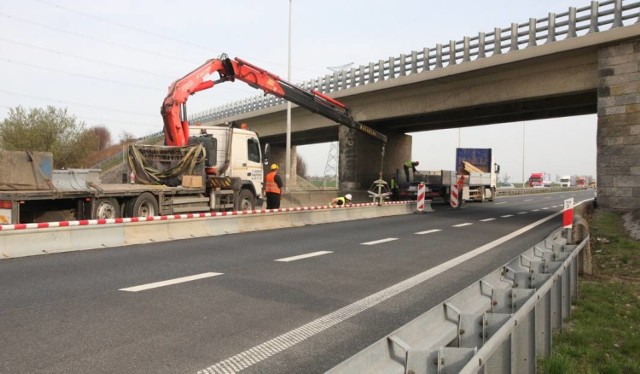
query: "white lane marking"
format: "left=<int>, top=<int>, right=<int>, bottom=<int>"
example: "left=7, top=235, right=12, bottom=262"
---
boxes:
left=517, top=212, right=528, bottom=215
left=532, top=209, right=540, bottom=212
left=361, top=238, right=398, bottom=245
left=501, top=215, right=514, bottom=218
left=480, top=218, right=496, bottom=222
left=524, top=199, right=533, bottom=202
left=275, top=251, right=333, bottom=262
left=453, top=223, right=473, bottom=227
left=198, top=200, right=592, bottom=374
left=494, top=202, right=507, bottom=205
left=415, top=229, right=442, bottom=235
left=542, top=207, right=550, bottom=210
left=119, top=272, right=223, bottom=292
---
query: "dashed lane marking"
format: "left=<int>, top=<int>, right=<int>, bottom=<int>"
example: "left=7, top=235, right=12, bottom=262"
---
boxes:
left=494, top=202, right=507, bottom=205
left=501, top=215, right=514, bottom=218
left=414, top=229, right=442, bottom=235
left=275, top=251, right=333, bottom=262
left=119, top=272, right=223, bottom=292
left=196, top=201, right=587, bottom=374
left=517, top=212, right=528, bottom=215
left=479, top=218, right=496, bottom=222
left=361, top=238, right=399, bottom=246
left=453, top=223, right=473, bottom=227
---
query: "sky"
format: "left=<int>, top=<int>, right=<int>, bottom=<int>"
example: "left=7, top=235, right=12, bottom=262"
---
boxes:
left=0, top=0, right=603, bottom=182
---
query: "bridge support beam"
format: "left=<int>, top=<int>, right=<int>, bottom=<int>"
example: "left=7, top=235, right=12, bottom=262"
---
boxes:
left=338, top=127, right=411, bottom=191
left=597, top=39, right=640, bottom=210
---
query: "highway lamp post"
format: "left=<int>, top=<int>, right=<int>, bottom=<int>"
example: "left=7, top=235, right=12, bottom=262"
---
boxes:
left=285, top=0, right=292, bottom=192
left=522, top=122, right=526, bottom=187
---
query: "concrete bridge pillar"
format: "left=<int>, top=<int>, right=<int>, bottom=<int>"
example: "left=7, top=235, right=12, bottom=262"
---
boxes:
left=338, top=127, right=411, bottom=191
left=597, top=40, right=640, bottom=210
left=267, top=145, right=297, bottom=189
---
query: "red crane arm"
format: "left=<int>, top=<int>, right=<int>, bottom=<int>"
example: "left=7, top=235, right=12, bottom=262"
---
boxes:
left=161, top=54, right=387, bottom=146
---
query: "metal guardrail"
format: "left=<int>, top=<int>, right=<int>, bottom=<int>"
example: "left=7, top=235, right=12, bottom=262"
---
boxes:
left=497, top=186, right=589, bottom=196
left=327, top=229, right=587, bottom=373
left=191, top=0, right=639, bottom=124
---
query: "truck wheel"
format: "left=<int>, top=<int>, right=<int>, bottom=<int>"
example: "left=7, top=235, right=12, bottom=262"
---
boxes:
left=125, top=192, right=159, bottom=218
left=235, top=189, right=255, bottom=211
left=93, top=198, right=120, bottom=219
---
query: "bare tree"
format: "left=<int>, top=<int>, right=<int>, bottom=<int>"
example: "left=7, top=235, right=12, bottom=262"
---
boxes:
left=296, top=155, right=308, bottom=179
left=90, top=125, right=112, bottom=150
left=118, top=131, right=136, bottom=144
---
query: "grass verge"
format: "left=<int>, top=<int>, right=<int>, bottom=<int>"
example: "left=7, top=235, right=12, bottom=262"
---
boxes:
left=540, top=209, right=640, bottom=373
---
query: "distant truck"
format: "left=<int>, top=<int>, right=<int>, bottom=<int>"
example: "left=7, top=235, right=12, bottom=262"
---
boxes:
left=576, top=176, right=587, bottom=187
left=560, top=175, right=571, bottom=187
left=529, top=172, right=551, bottom=188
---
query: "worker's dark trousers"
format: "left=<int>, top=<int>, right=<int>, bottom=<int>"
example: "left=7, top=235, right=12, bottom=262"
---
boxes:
left=266, top=193, right=281, bottom=209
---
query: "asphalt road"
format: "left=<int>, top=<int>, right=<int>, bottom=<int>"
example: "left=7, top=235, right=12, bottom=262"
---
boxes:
left=0, top=190, right=595, bottom=374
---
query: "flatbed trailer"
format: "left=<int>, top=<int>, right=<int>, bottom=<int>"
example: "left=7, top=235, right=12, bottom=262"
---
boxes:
left=0, top=150, right=253, bottom=224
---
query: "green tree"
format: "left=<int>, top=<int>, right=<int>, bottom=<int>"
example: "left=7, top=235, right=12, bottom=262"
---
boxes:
left=0, top=106, right=99, bottom=168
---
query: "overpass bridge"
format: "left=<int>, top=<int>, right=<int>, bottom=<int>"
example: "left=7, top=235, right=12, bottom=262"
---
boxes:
left=192, top=0, right=640, bottom=210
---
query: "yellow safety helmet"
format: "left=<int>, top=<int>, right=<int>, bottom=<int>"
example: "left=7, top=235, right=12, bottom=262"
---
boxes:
left=270, top=164, right=279, bottom=170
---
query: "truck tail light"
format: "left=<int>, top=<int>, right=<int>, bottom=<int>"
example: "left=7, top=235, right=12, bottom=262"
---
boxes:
left=0, top=201, right=12, bottom=209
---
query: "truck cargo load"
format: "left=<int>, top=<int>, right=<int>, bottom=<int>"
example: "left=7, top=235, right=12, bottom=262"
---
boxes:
left=455, top=148, right=499, bottom=202
left=0, top=151, right=53, bottom=191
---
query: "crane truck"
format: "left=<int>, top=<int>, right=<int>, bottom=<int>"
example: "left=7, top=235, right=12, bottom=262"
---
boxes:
left=0, top=54, right=387, bottom=224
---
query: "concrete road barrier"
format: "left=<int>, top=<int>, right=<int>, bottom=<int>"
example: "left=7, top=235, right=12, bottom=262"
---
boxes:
left=0, top=202, right=414, bottom=260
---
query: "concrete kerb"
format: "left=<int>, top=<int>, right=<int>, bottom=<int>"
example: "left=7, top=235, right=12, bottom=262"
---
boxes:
left=0, top=202, right=415, bottom=259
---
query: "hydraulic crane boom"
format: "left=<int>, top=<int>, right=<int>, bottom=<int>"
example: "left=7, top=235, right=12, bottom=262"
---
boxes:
left=161, top=54, right=388, bottom=147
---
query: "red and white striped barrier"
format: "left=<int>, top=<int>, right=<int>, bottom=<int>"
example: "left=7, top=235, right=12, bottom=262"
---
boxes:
left=450, top=185, right=459, bottom=208
left=0, top=201, right=416, bottom=259
left=0, top=201, right=412, bottom=232
left=417, top=183, right=426, bottom=212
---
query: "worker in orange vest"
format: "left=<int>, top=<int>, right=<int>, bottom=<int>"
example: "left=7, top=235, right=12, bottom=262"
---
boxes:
left=265, top=163, right=283, bottom=209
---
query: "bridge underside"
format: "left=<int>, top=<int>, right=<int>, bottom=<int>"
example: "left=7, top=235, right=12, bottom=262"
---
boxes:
left=219, top=35, right=640, bottom=209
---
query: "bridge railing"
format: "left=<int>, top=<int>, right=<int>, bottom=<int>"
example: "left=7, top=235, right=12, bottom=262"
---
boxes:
left=191, top=0, right=639, bottom=124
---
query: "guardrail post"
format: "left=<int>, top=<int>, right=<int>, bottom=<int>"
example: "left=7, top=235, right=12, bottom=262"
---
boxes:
left=399, top=54, right=406, bottom=76
left=547, top=13, right=557, bottom=43
left=568, top=8, right=577, bottom=37
left=422, top=47, right=430, bottom=71
left=388, top=57, right=395, bottom=79
left=510, top=23, right=519, bottom=51
left=411, top=50, right=419, bottom=74
left=449, top=40, right=457, bottom=66
left=612, top=0, right=623, bottom=28
left=493, top=28, right=502, bottom=55
left=378, top=59, right=386, bottom=81
left=535, top=291, right=553, bottom=357
left=528, top=18, right=538, bottom=47
left=588, top=1, right=600, bottom=33
left=462, top=37, right=471, bottom=62
left=477, top=32, right=486, bottom=59
left=435, top=44, right=443, bottom=68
